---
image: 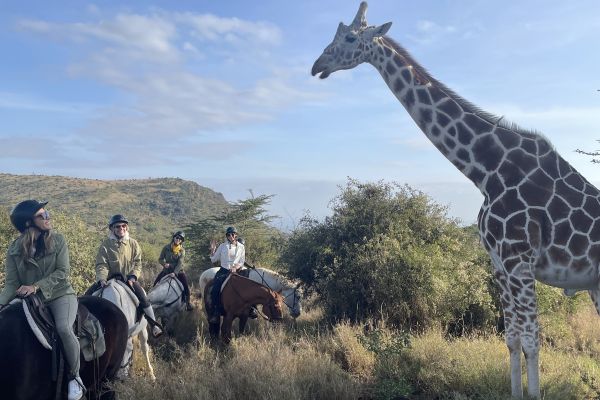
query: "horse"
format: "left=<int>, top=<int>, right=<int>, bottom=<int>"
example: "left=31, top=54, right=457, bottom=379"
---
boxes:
left=147, top=275, right=185, bottom=331
left=0, top=295, right=128, bottom=400
left=91, top=279, right=156, bottom=381
left=199, top=265, right=302, bottom=318
left=200, top=272, right=284, bottom=343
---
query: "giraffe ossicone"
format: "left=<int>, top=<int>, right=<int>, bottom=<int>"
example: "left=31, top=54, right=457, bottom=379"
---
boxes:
left=312, top=2, right=600, bottom=399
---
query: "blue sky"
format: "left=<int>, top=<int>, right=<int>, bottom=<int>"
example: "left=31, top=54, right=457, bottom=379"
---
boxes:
left=1, top=1, right=599, bottom=230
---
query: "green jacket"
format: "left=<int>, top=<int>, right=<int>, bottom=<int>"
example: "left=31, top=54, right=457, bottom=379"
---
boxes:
left=95, top=235, right=142, bottom=281
left=158, top=244, right=185, bottom=274
left=0, top=232, right=75, bottom=305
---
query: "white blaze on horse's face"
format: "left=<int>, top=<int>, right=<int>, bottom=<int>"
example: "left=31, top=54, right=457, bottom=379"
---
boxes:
left=311, top=2, right=392, bottom=79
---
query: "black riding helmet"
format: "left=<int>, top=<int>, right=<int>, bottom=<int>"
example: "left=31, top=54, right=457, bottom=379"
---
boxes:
left=10, top=200, right=48, bottom=233
left=225, top=226, right=238, bottom=235
left=173, top=231, right=185, bottom=241
left=108, top=214, right=129, bottom=227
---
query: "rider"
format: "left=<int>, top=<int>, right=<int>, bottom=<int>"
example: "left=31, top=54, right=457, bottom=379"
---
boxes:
left=0, top=200, right=84, bottom=400
left=87, top=214, right=162, bottom=337
left=208, top=226, right=245, bottom=323
left=153, top=231, right=193, bottom=311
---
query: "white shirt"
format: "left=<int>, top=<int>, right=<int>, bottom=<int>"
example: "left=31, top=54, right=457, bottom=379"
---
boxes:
left=210, top=241, right=245, bottom=270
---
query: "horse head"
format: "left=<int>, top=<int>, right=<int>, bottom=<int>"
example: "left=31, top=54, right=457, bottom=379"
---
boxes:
left=263, top=290, right=284, bottom=321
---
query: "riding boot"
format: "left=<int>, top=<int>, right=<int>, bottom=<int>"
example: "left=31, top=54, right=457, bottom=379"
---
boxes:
left=67, top=376, right=85, bottom=400
left=143, top=306, right=163, bottom=337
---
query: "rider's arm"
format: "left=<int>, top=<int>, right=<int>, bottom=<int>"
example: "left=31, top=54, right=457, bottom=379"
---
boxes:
left=33, top=234, right=70, bottom=300
left=131, top=239, right=142, bottom=280
left=95, top=241, right=110, bottom=282
left=0, top=254, right=19, bottom=305
left=210, top=243, right=222, bottom=264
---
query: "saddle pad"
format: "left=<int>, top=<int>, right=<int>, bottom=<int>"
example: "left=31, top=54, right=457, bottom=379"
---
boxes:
left=23, top=300, right=52, bottom=350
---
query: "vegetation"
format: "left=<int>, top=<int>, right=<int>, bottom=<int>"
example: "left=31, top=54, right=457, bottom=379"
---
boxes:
left=0, top=173, right=230, bottom=244
left=1, top=175, right=599, bottom=399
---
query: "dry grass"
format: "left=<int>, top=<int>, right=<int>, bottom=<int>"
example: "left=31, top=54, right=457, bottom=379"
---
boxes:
left=113, top=303, right=600, bottom=400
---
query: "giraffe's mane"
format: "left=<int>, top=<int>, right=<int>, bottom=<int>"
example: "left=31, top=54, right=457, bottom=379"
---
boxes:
left=382, top=36, right=554, bottom=147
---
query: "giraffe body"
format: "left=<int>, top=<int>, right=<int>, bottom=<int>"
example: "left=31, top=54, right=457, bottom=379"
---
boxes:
left=312, top=2, right=600, bottom=398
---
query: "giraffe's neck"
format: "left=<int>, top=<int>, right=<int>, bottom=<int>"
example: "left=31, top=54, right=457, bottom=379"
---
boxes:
left=368, top=37, right=512, bottom=195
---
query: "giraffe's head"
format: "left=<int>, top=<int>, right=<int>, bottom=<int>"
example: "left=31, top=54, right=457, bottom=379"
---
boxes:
left=312, top=2, right=391, bottom=79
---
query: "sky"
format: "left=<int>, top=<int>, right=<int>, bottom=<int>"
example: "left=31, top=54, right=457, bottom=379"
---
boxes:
left=1, top=0, right=599, bottom=231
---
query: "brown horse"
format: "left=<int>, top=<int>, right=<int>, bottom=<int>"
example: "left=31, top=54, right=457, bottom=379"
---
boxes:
left=205, top=273, right=284, bottom=343
left=0, top=295, right=128, bottom=400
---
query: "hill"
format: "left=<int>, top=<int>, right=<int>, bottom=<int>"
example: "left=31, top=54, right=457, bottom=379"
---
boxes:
left=0, top=173, right=230, bottom=243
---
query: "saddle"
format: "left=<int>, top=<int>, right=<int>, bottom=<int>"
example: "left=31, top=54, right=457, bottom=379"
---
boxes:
left=23, top=294, right=106, bottom=362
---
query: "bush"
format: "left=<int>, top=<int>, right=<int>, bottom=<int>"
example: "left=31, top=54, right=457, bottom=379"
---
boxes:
left=282, top=179, right=497, bottom=331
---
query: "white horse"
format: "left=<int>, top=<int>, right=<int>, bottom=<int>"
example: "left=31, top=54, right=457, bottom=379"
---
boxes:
left=199, top=266, right=302, bottom=318
left=147, top=275, right=185, bottom=330
left=92, top=279, right=156, bottom=381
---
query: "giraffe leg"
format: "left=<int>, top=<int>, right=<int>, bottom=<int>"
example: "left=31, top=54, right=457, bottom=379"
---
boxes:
left=513, top=265, right=540, bottom=399
left=504, top=261, right=540, bottom=399
left=491, top=253, right=542, bottom=398
left=492, top=260, right=523, bottom=399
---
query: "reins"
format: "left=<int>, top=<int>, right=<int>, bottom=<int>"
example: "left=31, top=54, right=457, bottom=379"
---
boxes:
left=246, top=266, right=299, bottom=313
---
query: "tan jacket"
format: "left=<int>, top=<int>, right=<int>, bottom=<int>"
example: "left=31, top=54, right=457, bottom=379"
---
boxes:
left=0, top=232, right=75, bottom=304
left=158, top=244, right=185, bottom=274
left=95, top=233, right=142, bottom=281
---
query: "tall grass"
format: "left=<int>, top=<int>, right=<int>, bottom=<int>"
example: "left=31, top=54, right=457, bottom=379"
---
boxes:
left=113, top=302, right=600, bottom=400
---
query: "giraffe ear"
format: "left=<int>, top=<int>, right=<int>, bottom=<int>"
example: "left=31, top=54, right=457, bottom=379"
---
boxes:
left=364, top=22, right=392, bottom=40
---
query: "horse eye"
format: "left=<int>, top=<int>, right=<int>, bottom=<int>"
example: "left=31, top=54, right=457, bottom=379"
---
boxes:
left=345, top=35, right=356, bottom=43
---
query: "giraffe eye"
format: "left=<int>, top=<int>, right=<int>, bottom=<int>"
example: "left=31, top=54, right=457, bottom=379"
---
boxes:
left=345, top=35, right=356, bottom=43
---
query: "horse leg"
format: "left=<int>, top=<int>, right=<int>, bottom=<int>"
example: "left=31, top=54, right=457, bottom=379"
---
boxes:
left=221, top=314, right=234, bottom=344
left=139, top=322, right=156, bottom=381
left=238, top=315, right=249, bottom=335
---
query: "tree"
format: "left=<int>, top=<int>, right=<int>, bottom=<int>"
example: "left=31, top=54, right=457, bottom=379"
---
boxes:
left=185, top=192, right=284, bottom=271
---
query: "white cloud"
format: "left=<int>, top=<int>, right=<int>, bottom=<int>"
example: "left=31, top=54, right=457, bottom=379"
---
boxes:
left=12, top=7, right=318, bottom=168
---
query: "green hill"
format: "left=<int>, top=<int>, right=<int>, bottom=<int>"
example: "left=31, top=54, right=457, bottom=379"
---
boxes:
left=0, top=173, right=230, bottom=243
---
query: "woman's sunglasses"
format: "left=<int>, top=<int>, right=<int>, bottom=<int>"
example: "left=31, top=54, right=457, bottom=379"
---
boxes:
left=34, top=210, right=50, bottom=221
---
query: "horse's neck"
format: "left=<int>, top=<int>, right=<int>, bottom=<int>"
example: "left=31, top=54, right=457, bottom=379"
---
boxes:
left=250, top=269, right=289, bottom=291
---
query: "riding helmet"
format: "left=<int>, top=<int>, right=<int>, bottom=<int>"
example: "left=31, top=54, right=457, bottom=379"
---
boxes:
left=225, top=226, right=238, bottom=235
left=173, top=231, right=185, bottom=241
left=10, top=200, right=48, bottom=233
left=108, top=214, right=129, bottom=227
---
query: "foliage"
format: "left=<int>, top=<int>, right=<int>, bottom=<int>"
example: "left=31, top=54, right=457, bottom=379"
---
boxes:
left=282, top=179, right=497, bottom=331
left=185, top=192, right=285, bottom=272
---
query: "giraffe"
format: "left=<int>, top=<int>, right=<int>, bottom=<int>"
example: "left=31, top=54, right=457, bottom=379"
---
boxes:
left=312, top=2, right=600, bottom=398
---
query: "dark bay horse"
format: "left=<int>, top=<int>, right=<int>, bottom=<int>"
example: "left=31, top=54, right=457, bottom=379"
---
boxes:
left=0, top=295, right=128, bottom=400
left=203, top=273, right=284, bottom=344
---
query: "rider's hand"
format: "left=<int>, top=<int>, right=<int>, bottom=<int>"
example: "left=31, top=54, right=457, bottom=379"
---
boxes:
left=164, top=263, right=170, bottom=269
left=209, top=239, right=217, bottom=256
left=99, top=279, right=108, bottom=287
left=168, top=272, right=176, bottom=278
left=127, top=279, right=135, bottom=287
left=16, top=285, right=36, bottom=297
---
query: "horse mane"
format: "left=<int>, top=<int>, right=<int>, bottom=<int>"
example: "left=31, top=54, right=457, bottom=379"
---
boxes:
left=255, top=267, right=300, bottom=291
left=381, top=36, right=555, bottom=148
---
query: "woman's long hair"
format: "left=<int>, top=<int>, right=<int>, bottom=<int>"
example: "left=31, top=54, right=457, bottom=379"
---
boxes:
left=19, top=227, right=54, bottom=260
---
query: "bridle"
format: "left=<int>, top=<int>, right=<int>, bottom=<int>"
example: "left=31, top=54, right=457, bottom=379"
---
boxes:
left=251, top=268, right=299, bottom=315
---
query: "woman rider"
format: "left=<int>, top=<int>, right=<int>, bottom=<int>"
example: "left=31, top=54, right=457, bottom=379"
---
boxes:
left=0, top=200, right=84, bottom=400
left=153, top=231, right=193, bottom=311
